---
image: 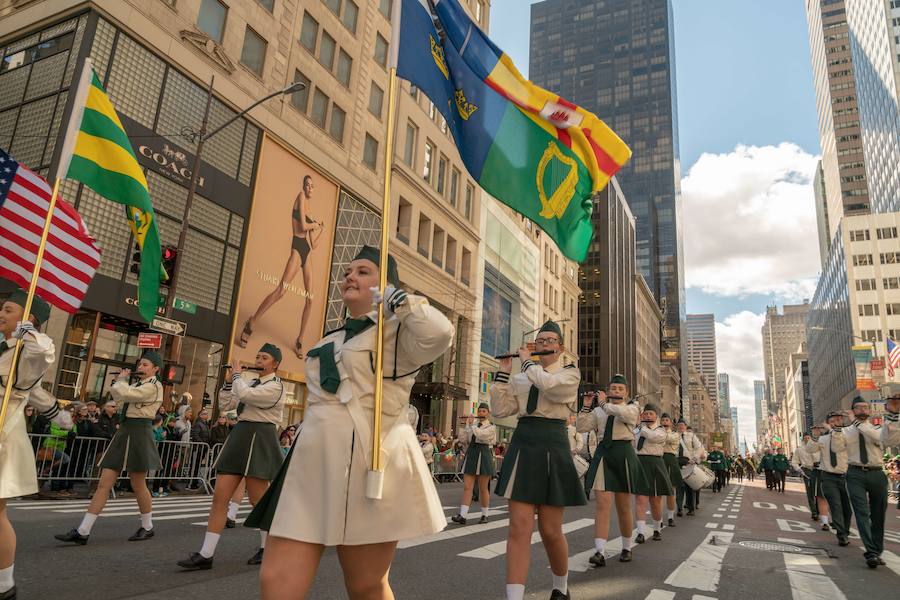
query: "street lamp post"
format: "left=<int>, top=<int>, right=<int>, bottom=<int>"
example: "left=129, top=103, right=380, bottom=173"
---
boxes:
left=164, top=78, right=307, bottom=364
left=809, top=325, right=879, bottom=359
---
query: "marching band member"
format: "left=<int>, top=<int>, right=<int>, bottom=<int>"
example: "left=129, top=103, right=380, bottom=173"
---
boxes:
left=451, top=403, right=497, bottom=525
left=491, top=320, right=584, bottom=600
left=578, top=374, right=648, bottom=567
left=818, top=412, right=851, bottom=548
left=244, top=246, right=453, bottom=600
left=772, top=447, right=789, bottom=493
left=633, top=404, right=673, bottom=543
left=707, top=445, right=726, bottom=493
left=177, top=344, right=285, bottom=571
left=805, top=426, right=831, bottom=531
left=792, top=432, right=818, bottom=518
left=688, top=427, right=706, bottom=509
left=883, top=390, right=900, bottom=447
left=56, top=350, right=163, bottom=546
left=675, top=419, right=702, bottom=516
left=0, top=290, right=62, bottom=600
left=660, top=413, right=682, bottom=527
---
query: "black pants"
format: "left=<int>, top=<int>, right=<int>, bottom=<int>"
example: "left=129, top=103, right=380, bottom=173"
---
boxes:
left=713, top=470, right=726, bottom=492
left=846, top=466, right=888, bottom=559
left=820, top=472, right=852, bottom=540
left=677, top=481, right=696, bottom=512
left=775, top=470, right=786, bottom=492
left=764, top=469, right=774, bottom=489
left=801, top=468, right=818, bottom=517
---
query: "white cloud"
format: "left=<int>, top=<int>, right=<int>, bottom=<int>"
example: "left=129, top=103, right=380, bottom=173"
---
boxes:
left=682, top=143, right=820, bottom=301
left=715, top=310, right=766, bottom=447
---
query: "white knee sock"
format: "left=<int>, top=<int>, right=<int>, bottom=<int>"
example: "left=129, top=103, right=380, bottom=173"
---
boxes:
left=622, top=536, right=635, bottom=551
left=636, top=519, right=646, bottom=535
left=199, top=532, right=220, bottom=558
left=820, top=515, right=829, bottom=525
left=655, top=520, right=663, bottom=532
left=227, top=501, right=240, bottom=520
left=551, top=572, right=568, bottom=593
left=77, top=512, right=98, bottom=536
left=259, top=530, right=268, bottom=549
left=506, top=583, right=525, bottom=600
left=459, top=505, right=469, bottom=517
left=140, top=512, right=153, bottom=531
left=667, top=509, right=675, bottom=520
left=480, top=502, right=489, bottom=517
left=594, top=537, right=606, bottom=553
left=0, top=564, right=13, bottom=593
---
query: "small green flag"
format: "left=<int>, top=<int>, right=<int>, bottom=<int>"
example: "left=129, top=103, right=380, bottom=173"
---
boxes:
left=57, top=58, right=161, bottom=323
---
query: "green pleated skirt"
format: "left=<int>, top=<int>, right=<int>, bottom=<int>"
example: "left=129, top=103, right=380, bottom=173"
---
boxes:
left=494, top=417, right=587, bottom=507
left=98, top=419, right=161, bottom=473
left=663, top=452, right=683, bottom=487
left=462, top=443, right=496, bottom=476
left=638, top=454, right=674, bottom=497
left=214, top=421, right=283, bottom=481
left=585, top=439, right=650, bottom=495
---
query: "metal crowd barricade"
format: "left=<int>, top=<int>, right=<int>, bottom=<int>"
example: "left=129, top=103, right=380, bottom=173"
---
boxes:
left=431, top=453, right=464, bottom=483
left=203, top=442, right=225, bottom=488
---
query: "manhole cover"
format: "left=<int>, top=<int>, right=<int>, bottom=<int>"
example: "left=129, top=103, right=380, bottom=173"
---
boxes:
left=740, top=541, right=803, bottom=553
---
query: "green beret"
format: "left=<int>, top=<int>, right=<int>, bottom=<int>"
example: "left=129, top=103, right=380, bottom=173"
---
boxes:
left=354, top=245, right=400, bottom=287
left=6, top=288, right=51, bottom=326
left=826, top=411, right=844, bottom=420
left=660, top=413, right=671, bottom=420
left=609, top=373, right=628, bottom=387
left=538, top=319, right=562, bottom=338
left=850, top=396, right=868, bottom=407
left=676, top=418, right=686, bottom=425
left=141, top=350, right=163, bottom=369
left=477, top=403, right=490, bottom=411
left=642, top=403, right=660, bottom=415
left=259, top=343, right=282, bottom=363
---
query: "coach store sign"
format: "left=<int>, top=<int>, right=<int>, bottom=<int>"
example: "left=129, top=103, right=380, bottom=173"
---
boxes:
left=137, top=142, right=206, bottom=189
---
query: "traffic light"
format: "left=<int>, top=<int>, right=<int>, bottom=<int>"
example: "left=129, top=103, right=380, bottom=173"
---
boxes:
left=129, top=243, right=141, bottom=275
left=161, top=362, right=185, bottom=385
left=161, top=244, right=177, bottom=285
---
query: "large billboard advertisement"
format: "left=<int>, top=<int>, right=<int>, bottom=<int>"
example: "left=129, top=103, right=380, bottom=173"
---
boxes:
left=229, top=135, right=338, bottom=381
left=852, top=344, right=877, bottom=391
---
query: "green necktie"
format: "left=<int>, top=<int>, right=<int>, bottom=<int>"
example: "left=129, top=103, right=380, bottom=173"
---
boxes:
left=678, top=434, right=685, bottom=458
left=0, top=340, right=8, bottom=354
left=829, top=438, right=837, bottom=468
left=601, top=412, right=615, bottom=449
left=857, top=427, right=868, bottom=464
left=526, top=385, right=539, bottom=414
left=308, top=317, right=376, bottom=395
left=237, top=379, right=261, bottom=415
left=637, top=431, right=646, bottom=451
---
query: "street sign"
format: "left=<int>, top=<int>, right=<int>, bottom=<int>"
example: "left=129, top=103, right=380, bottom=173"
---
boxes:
left=137, top=332, right=162, bottom=349
left=150, top=316, right=187, bottom=337
left=173, top=297, right=197, bottom=314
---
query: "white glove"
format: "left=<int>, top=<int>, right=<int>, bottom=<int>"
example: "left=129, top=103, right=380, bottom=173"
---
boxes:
left=11, top=321, right=36, bottom=339
left=370, top=285, right=408, bottom=317
left=52, top=408, right=73, bottom=430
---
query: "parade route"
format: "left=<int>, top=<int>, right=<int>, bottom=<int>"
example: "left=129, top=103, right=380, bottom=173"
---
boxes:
left=10, top=478, right=900, bottom=599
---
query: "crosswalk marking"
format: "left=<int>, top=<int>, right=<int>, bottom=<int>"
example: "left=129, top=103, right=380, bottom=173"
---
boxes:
left=880, top=550, right=900, bottom=578
left=664, top=531, right=733, bottom=592
left=458, top=518, right=593, bottom=559
left=398, top=515, right=511, bottom=549
left=783, top=553, right=846, bottom=600
left=644, top=589, right=675, bottom=600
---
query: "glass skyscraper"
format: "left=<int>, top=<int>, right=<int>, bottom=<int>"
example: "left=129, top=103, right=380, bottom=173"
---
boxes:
left=529, top=0, right=685, bottom=391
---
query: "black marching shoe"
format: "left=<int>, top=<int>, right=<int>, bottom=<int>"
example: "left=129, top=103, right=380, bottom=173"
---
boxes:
left=866, top=557, right=879, bottom=569
left=0, top=585, right=15, bottom=600
left=652, top=530, right=662, bottom=541
left=668, top=518, right=676, bottom=527
left=225, top=518, right=236, bottom=529
left=619, top=549, right=632, bottom=562
left=450, top=514, right=467, bottom=525
left=588, top=551, right=606, bottom=567
left=177, top=552, right=213, bottom=571
left=479, top=515, right=488, bottom=524
left=687, top=510, right=695, bottom=516
left=676, top=510, right=683, bottom=517
left=635, top=533, right=646, bottom=544
left=837, top=536, right=850, bottom=547
left=876, top=556, right=886, bottom=566
left=54, top=529, right=89, bottom=545
left=247, top=548, right=264, bottom=565
left=821, top=523, right=830, bottom=531
left=128, top=527, right=154, bottom=541
left=810, top=514, right=819, bottom=521
left=549, top=590, right=569, bottom=600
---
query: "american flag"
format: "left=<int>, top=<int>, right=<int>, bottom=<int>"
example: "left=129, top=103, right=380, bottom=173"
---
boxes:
left=0, top=148, right=101, bottom=313
left=887, top=337, right=900, bottom=377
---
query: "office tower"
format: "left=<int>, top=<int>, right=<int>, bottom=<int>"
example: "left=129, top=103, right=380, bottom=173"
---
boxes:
left=686, top=314, right=717, bottom=402
left=761, top=303, right=810, bottom=418
left=717, top=372, right=731, bottom=417
left=754, top=379, right=766, bottom=442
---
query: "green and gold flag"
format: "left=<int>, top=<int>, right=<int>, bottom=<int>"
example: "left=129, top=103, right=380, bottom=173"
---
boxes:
left=56, top=58, right=161, bottom=323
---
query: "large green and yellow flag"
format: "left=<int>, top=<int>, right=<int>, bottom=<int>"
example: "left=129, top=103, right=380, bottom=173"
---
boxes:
left=56, top=58, right=161, bottom=323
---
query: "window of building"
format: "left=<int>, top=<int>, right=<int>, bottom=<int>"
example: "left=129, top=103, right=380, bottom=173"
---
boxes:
left=368, top=81, right=384, bottom=118
left=461, top=248, right=471, bottom=285
left=299, top=12, right=319, bottom=51
left=240, top=26, right=267, bottom=75
left=319, top=31, right=336, bottom=69
left=855, top=278, right=877, bottom=291
left=436, top=155, right=448, bottom=195
left=885, top=277, right=900, bottom=289
left=464, top=183, right=473, bottom=220
left=890, top=329, right=900, bottom=341
left=403, top=122, right=417, bottom=167
left=363, top=134, right=378, bottom=170
left=877, top=226, right=898, bottom=240
left=323, top=0, right=341, bottom=14
left=446, top=236, right=457, bottom=276
left=341, top=1, right=359, bottom=32
left=853, top=254, right=873, bottom=266
left=881, top=252, right=900, bottom=264
left=481, top=284, right=511, bottom=357
left=449, top=168, right=459, bottom=208
left=198, top=0, right=228, bottom=43
left=417, top=214, right=432, bottom=257
left=423, top=140, right=435, bottom=182
left=291, top=71, right=311, bottom=112
left=379, top=0, right=392, bottom=19
left=336, top=49, right=353, bottom=86
left=887, top=303, right=900, bottom=316
left=860, top=330, right=884, bottom=342
left=858, top=304, right=880, bottom=316
left=310, top=88, right=329, bottom=128
left=396, top=198, right=412, bottom=244
left=374, top=33, right=389, bottom=67
left=432, top=226, right=445, bottom=267
left=329, top=104, right=345, bottom=142
left=850, top=229, right=870, bottom=241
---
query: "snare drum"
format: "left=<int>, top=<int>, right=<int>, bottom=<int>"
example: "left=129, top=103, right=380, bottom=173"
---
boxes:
left=681, top=463, right=714, bottom=491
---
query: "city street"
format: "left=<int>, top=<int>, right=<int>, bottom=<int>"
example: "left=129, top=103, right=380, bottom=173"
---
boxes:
left=10, top=478, right=900, bottom=599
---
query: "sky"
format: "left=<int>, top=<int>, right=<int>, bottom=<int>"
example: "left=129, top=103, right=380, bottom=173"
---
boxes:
left=489, top=0, right=823, bottom=448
